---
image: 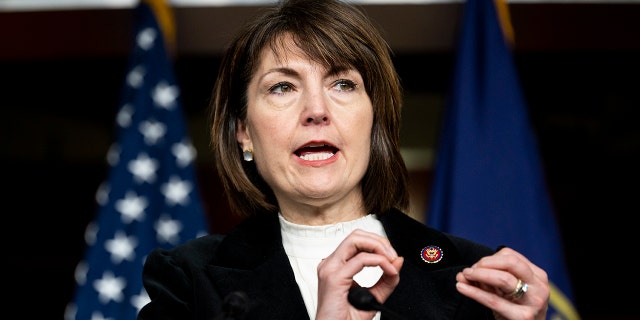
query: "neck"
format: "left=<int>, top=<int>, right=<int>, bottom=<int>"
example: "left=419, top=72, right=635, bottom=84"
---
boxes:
left=279, top=202, right=367, bottom=226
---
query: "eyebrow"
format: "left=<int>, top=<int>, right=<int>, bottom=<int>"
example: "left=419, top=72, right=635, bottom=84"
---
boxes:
left=256, top=67, right=299, bottom=84
left=258, top=65, right=357, bottom=83
left=270, top=67, right=299, bottom=77
left=327, top=65, right=353, bottom=77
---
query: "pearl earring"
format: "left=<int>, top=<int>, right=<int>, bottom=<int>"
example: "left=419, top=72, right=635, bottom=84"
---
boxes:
left=243, top=149, right=254, bottom=162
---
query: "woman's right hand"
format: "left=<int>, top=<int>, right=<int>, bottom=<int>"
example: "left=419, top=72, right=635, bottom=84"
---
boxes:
left=315, top=229, right=404, bottom=320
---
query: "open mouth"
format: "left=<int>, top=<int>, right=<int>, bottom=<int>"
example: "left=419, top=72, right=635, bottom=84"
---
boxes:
left=294, top=143, right=339, bottom=161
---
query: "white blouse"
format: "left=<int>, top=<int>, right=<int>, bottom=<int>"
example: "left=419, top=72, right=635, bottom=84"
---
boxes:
left=279, top=213, right=386, bottom=320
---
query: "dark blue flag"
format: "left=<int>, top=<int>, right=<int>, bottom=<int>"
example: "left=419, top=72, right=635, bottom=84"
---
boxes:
left=426, top=0, right=579, bottom=318
left=65, top=1, right=208, bottom=319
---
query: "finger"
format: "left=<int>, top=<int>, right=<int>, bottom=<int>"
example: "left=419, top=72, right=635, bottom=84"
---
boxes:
left=455, top=268, right=506, bottom=296
left=486, top=247, right=548, bottom=282
left=346, top=252, right=400, bottom=274
left=458, top=250, right=540, bottom=299
left=369, top=256, right=404, bottom=304
left=456, top=267, right=525, bottom=299
left=321, top=251, right=401, bottom=281
left=331, top=229, right=398, bottom=262
left=456, top=281, right=539, bottom=320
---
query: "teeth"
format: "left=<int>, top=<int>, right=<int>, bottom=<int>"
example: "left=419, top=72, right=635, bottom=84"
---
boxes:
left=299, top=152, right=334, bottom=161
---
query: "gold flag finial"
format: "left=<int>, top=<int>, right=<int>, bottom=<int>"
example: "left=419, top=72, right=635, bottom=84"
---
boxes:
left=494, top=0, right=515, bottom=46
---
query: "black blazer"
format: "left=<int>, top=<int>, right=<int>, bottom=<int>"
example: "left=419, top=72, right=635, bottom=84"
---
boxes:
left=138, top=209, right=495, bottom=319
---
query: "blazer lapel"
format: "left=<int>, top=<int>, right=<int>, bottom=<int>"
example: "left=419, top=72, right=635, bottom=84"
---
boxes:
left=380, top=209, right=469, bottom=319
left=207, top=212, right=310, bottom=320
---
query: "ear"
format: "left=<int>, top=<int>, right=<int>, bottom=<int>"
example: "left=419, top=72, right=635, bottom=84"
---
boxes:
left=236, top=119, right=252, bottom=150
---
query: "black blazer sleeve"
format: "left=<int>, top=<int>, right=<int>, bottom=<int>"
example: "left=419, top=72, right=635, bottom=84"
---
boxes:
left=137, top=234, right=225, bottom=320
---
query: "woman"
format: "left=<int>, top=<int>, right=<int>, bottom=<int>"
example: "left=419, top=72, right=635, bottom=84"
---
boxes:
left=138, top=0, right=549, bottom=319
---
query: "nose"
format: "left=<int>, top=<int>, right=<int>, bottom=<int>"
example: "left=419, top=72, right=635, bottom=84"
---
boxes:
left=302, top=92, right=330, bottom=125
left=306, top=114, right=328, bottom=124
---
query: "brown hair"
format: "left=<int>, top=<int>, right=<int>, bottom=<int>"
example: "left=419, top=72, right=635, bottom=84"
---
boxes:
left=209, top=0, right=409, bottom=216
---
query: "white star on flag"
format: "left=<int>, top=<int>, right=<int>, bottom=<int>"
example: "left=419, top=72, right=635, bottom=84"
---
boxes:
left=137, top=27, right=156, bottom=50
left=94, top=271, right=126, bottom=304
left=115, top=191, right=147, bottom=223
left=172, top=140, right=196, bottom=168
left=155, top=214, right=182, bottom=244
left=140, top=119, right=166, bottom=145
left=161, top=175, right=192, bottom=206
left=126, top=66, right=145, bottom=89
left=128, top=152, right=159, bottom=183
left=131, top=289, right=151, bottom=313
left=152, top=81, right=179, bottom=109
left=117, top=104, right=135, bottom=127
left=105, top=230, right=138, bottom=264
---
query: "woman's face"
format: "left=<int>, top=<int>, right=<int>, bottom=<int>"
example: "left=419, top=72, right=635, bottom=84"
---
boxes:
left=238, top=35, right=373, bottom=214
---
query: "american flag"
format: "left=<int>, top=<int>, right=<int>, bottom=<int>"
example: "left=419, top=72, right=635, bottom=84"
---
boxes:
left=65, top=2, right=209, bottom=319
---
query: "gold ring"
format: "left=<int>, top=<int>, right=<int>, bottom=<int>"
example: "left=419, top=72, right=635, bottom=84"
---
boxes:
left=510, top=279, right=528, bottom=300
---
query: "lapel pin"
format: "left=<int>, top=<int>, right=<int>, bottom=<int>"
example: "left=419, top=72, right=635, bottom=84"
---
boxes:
left=420, top=245, right=443, bottom=263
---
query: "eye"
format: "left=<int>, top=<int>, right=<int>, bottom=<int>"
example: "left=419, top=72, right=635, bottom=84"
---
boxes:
left=333, top=79, right=357, bottom=92
left=268, top=81, right=295, bottom=94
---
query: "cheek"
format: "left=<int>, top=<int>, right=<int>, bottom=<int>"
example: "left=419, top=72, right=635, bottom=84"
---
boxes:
left=356, top=112, right=374, bottom=156
left=251, top=119, right=291, bottom=154
left=352, top=107, right=374, bottom=141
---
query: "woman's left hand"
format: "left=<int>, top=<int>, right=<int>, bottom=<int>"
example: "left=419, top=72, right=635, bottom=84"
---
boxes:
left=315, top=229, right=404, bottom=320
left=455, top=247, right=550, bottom=320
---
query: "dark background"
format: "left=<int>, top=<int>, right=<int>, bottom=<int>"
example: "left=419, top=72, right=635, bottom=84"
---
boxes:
left=2, top=2, right=639, bottom=319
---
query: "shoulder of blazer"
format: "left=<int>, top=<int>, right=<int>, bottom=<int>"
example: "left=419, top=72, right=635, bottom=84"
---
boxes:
left=379, top=208, right=495, bottom=271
